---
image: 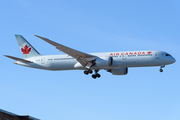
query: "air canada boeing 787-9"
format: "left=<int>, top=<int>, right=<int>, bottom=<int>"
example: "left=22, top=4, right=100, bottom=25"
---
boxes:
left=4, top=35, right=176, bottom=79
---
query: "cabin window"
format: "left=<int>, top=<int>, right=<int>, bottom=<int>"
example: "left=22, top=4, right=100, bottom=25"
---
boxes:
left=54, top=58, right=74, bottom=60
left=54, top=58, right=61, bottom=60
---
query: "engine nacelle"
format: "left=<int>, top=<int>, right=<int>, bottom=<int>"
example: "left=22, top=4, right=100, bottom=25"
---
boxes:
left=95, top=56, right=113, bottom=68
left=109, top=68, right=128, bottom=75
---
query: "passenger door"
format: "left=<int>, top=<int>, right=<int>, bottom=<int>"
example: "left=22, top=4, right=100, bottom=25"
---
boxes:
left=41, top=58, right=45, bottom=64
left=155, top=52, right=159, bottom=59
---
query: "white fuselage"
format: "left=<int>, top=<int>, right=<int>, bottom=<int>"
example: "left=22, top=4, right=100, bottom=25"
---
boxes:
left=15, top=50, right=176, bottom=71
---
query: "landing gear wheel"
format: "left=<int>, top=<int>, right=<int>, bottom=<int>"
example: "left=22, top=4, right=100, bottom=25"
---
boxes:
left=159, top=65, right=165, bottom=73
left=88, top=69, right=93, bottom=74
left=92, top=74, right=97, bottom=79
left=96, top=74, right=101, bottom=78
left=91, top=69, right=101, bottom=79
left=84, top=71, right=89, bottom=75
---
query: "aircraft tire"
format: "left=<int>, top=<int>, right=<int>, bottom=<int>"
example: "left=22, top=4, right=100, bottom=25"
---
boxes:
left=88, top=69, right=93, bottom=74
left=96, top=74, right=101, bottom=78
left=92, top=74, right=96, bottom=79
left=84, top=71, right=89, bottom=75
left=160, top=69, right=163, bottom=72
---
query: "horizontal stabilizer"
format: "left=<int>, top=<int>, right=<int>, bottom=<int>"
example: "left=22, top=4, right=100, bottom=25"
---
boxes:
left=4, top=55, right=33, bottom=63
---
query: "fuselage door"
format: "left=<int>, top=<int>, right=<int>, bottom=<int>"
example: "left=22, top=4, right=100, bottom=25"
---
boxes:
left=155, top=52, right=159, bottom=59
left=122, top=55, right=127, bottom=60
left=41, top=58, right=45, bottom=64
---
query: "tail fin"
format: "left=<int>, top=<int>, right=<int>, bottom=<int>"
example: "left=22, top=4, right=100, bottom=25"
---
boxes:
left=15, top=35, right=41, bottom=59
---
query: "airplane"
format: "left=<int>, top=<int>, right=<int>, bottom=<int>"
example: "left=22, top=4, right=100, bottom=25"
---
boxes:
left=4, top=35, right=176, bottom=79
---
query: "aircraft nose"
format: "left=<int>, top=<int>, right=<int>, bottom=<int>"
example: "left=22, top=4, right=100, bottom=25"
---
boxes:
left=172, top=57, right=176, bottom=63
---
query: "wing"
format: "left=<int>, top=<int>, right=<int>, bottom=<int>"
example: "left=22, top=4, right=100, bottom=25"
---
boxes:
left=35, top=35, right=96, bottom=67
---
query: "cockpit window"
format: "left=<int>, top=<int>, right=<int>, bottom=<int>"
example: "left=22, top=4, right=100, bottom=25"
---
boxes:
left=166, top=54, right=171, bottom=56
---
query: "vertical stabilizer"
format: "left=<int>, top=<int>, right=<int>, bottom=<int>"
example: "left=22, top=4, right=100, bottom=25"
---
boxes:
left=15, top=35, right=41, bottom=59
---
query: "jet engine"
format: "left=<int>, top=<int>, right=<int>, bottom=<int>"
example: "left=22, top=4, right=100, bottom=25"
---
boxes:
left=108, top=68, right=128, bottom=75
left=94, top=56, right=113, bottom=68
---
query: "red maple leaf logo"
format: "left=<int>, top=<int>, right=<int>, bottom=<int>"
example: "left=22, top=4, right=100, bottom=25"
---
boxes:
left=21, top=45, right=31, bottom=54
left=147, top=51, right=152, bottom=54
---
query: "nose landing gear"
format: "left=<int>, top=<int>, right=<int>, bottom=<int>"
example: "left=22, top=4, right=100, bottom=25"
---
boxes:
left=159, top=65, right=165, bottom=72
left=159, top=69, right=163, bottom=72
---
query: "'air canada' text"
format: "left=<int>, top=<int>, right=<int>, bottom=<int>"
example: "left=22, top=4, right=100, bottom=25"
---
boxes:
left=110, top=51, right=152, bottom=56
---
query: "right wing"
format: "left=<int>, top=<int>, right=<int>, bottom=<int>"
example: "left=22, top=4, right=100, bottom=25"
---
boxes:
left=35, top=35, right=96, bottom=67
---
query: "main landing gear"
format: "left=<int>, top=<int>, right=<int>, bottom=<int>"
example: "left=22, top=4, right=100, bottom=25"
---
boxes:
left=92, top=69, right=101, bottom=79
left=159, top=65, right=165, bottom=72
left=84, top=69, right=93, bottom=75
left=84, top=69, right=101, bottom=79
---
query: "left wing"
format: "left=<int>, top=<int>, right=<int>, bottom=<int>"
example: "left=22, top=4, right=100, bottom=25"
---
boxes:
left=35, top=35, right=96, bottom=68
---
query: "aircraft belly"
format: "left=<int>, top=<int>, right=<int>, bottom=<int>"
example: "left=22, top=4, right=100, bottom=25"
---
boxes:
left=52, top=60, right=77, bottom=70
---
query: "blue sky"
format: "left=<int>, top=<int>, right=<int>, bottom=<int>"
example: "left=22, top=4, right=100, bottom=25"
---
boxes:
left=0, top=0, right=180, bottom=120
